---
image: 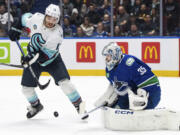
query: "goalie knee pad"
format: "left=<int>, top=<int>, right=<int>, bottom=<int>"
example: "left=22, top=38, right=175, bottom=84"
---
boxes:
left=58, top=79, right=82, bottom=108
left=22, top=86, right=39, bottom=106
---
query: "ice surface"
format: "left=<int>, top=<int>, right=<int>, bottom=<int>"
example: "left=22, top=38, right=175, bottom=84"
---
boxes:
left=0, top=76, right=180, bottom=135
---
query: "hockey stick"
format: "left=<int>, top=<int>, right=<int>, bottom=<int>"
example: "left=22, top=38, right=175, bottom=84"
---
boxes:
left=15, top=40, right=51, bottom=90
left=0, top=63, right=23, bottom=68
left=81, top=102, right=107, bottom=120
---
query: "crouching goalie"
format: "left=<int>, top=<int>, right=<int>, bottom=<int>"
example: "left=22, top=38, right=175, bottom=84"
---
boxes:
left=95, top=42, right=180, bottom=131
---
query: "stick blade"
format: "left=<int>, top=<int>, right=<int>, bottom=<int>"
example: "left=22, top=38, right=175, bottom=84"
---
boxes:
left=39, top=79, right=51, bottom=90
left=81, top=113, right=89, bottom=120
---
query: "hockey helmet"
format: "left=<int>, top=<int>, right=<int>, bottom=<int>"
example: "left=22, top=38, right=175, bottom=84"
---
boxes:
left=102, top=42, right=123, bottom=71
left=45, top=4, right=60, bottom=23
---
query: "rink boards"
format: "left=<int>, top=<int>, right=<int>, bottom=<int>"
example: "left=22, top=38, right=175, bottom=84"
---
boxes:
left=0, top=37, right=179, bottom=77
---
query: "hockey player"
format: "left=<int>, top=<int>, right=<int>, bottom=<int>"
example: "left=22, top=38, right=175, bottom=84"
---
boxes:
left=95, top=42, right=180, bottom=131
left=95, top=42, right=161, bottom=110
left=8, top=4, right=88, bottom=119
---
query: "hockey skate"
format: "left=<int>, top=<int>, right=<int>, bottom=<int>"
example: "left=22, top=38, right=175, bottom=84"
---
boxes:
left=26, top=103, right=44, bottom=119
left=76, top=101, right=89, bottom=120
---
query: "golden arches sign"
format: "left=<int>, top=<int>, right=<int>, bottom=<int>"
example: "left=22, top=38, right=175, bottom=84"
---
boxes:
left=144, top=46, right=158, bottom=59
left=79, top=46, right=94, bottom=59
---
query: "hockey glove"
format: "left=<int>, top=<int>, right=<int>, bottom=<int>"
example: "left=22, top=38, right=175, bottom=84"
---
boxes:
left=8, top=18, right=23, bottom=41
left=21, top=53, right=39, bottom=68
left=94, top=84, right=118, bottom=107
left=128, top=88, right=149, bottom=111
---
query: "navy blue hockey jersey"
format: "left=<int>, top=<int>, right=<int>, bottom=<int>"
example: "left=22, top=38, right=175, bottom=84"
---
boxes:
left=106, top=54, right=160, bottom=96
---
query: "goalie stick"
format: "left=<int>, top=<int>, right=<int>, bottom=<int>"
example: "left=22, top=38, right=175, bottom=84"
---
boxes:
left=0, top=63, right=23, bottom=68
left=15, top=40, right=51, bottom=90
left=81, top=102, right=107, bottom=120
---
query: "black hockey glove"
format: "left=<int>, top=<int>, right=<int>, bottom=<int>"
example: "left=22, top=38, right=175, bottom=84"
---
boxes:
left=21, top=53, right=39, bottom=68
left=21, top=43, right=40, bottom=68
left=8, top=18, right=23, bottom=41
left=21, top=55, right=32, bottom=66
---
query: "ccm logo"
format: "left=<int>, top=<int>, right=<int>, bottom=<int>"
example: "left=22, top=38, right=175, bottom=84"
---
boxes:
left=115, top=110, right=134, bottom=115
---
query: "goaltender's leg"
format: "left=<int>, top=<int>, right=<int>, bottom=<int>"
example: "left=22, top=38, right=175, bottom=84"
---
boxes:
left=103, top=107, right=180, bottom=131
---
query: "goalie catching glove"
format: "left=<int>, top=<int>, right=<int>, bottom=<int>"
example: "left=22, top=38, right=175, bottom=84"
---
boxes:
left=128, top=88, right=149, bottom=110
left=94, top=84, right=118, bottom=107
left=94, top=85, right=149, bottom=111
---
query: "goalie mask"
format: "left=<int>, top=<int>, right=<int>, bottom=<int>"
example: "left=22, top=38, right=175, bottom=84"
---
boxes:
left=45, top=4, right=60, bottom=24
left=102, top=42, right=123, bottom=71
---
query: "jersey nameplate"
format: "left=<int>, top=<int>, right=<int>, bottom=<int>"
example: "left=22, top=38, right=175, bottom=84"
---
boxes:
left=126, top=58, right=135, bottom=66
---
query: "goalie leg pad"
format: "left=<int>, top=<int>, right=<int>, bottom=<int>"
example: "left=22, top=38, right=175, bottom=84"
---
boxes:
left=103, top=107, right=180, bottom=131
left=22, top=86, right=39, bottom=105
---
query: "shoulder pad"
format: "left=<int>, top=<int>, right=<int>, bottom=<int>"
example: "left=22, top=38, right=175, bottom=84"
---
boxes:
left=35, top=12, right=44, bottom=16
left=33, top=12, right=45, bottom=20
left=21, top=13, right=33, bottom=27
left=126, top=57, right=135, bottom=66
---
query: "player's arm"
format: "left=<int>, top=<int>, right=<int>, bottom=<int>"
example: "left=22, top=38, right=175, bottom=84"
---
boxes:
left=21, top=34, right=60, bottom=68
left=8, top=13, right=32, bottom=41
left=37, top=35, right=61, bottom=66
left=7, top=13, right=38, bottom=68
left=21, top=42, right=40, bottom=68
left=29, top=33, right=61, bottom=67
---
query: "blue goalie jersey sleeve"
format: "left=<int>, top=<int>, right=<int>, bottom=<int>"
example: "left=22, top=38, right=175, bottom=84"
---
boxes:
left=106, top=54, right=159, bottom=96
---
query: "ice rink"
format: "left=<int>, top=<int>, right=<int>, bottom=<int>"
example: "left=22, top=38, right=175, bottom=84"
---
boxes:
left=0, top=76, right=180, bottom=135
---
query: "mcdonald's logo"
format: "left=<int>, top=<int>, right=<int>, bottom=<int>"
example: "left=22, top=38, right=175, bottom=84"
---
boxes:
left=116, top=42, right=128, bottom=54
left=76, top=42, right=96, bottom=62
left=142, top=42, right=160, bottom=63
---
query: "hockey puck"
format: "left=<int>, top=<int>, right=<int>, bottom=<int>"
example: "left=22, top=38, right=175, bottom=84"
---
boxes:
left=53, top=111, right=59, bottom=117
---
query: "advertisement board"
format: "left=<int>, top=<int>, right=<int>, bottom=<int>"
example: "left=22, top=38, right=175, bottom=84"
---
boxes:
left=0, top=38, right=179, bottom=76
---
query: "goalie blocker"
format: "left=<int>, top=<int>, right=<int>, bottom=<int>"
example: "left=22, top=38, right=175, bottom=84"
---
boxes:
left=102, top=107, right=180, bottom=131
